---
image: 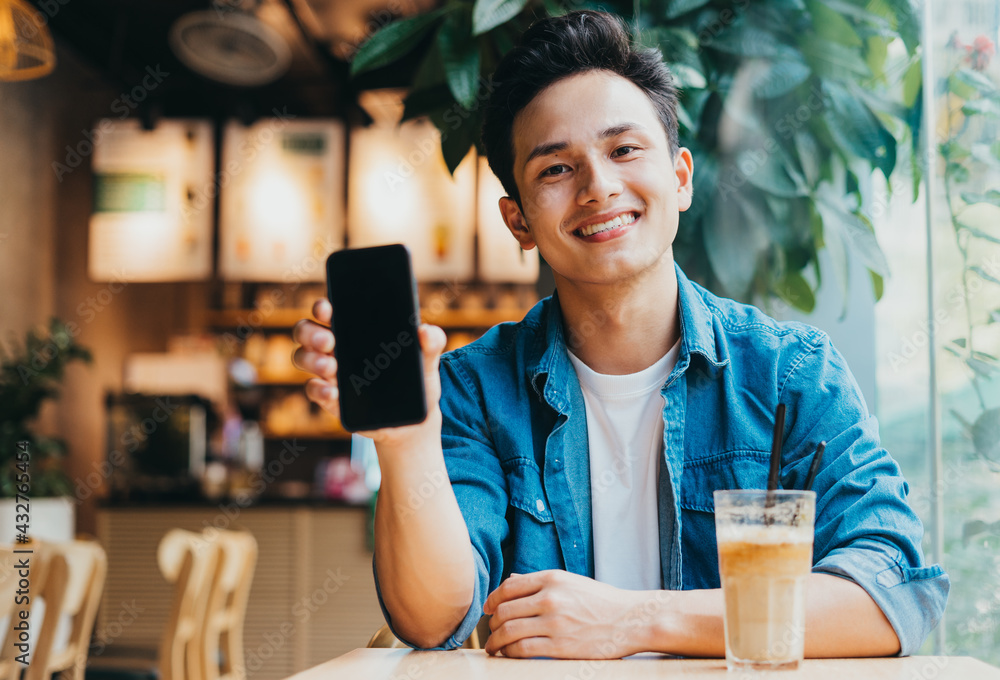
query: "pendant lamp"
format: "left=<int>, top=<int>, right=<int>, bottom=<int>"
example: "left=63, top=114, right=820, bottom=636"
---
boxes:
left=0, top=0, right=56, bottom=82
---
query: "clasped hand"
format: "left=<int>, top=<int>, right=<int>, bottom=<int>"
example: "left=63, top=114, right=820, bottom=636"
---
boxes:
left=482, top=570, right=655, bottom=659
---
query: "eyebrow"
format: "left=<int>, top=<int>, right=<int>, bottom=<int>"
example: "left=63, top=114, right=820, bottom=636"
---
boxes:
left=523, top=123, right=644, bottom=167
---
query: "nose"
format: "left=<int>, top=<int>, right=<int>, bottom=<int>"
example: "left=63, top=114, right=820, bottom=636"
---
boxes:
left=576, top=157, right=623, bottom=205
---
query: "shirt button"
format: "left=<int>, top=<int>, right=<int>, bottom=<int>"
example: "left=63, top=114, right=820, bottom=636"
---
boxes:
left=536, top=499, right=545, bottom=513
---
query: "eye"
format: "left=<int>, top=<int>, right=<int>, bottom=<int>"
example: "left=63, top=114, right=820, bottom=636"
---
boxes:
left=612, top=145, right=637, bottom=157
left=541, top=164, right=569, bottom=177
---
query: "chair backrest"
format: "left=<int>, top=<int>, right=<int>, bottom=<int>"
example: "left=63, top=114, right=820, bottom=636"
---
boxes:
left=25, top=539, right=108, bottom=680
left=157, top=529, right=219, bottom=680
left=198, top=529, right=258, bottom=680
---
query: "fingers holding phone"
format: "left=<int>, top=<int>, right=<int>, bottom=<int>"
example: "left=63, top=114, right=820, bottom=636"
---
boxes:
left=292, top=305, right=339, bottom=413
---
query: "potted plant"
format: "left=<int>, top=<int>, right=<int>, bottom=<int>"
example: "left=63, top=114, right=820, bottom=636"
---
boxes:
left=0, top=318, right=92, bottom=541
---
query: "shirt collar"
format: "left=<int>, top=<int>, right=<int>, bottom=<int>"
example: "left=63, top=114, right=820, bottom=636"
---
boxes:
left=526, top=263, right=729, bottom=407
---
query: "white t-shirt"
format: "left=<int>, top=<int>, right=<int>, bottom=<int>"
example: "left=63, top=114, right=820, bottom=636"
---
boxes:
left=567, top=340, right=681, bottom=591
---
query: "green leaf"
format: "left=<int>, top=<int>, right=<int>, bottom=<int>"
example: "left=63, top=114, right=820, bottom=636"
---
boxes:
left=816, top=186, right=890, bottom=276
left=739, top=148, right=807, bottom=198
left=750, top=60, right=812, bottom=99
left=901, top=59, right=921, bottom=108
left=705, top=24, right=800, bottom=60
left=472, top=0, right=527, bottom=36
left=794, top=132, right=821, bottom=187
left=970, top=265, right=1000, bottom=286
left=823, top=81, right=896, bottom=177
left=816, top=0, right=893, bottom=33
left=351, top=8, right=448, bottom=76
left=953, top=338, right=968, bottom=348
left=666, top=0, right=712, bottom=19
left=800, top=37, right=871, bottom=80
left=962, top=98, right=1000, bottom=119
left=865, top=36, right=889, bottom=82
left=944, top=344, right=962, bottom=358
left=960, top=225, right=1000, bottom=245
left=972, top=409, right=1000, bottom=461
left=776, top=270, right=816, bottom=312
left=966, top=358, right=995, bottom=378
left=806, top=0, right=862, bottom=48
left=881, top=0, right=920, bottom=54
left=438, top=10, right=481, bottom=109
left=671, top=63, right=707, bottom=89
left=703, top=193, right=772, bottom=297
left=946, top=161, right=970, bottom=183
left=953, top=68, right=998, bottom=95
left=989, top=309, right=1000, bottom=324
left=869, top=270, right=884, bottom=301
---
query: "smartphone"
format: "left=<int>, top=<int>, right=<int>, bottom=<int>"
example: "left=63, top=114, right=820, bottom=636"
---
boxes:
left=326, top=244, right=427, bottom=431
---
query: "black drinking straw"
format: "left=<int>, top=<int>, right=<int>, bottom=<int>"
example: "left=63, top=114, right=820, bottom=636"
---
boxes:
left=802, top=441, right=826, bottom=491
left=765, top=404, right=786, bottom=511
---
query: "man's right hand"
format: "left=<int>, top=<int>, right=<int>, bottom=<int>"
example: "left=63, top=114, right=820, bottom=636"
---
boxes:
left=291, top=298, right=449, bottom=447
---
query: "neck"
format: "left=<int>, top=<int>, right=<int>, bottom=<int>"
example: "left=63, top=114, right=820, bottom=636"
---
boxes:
left=554, top=251, right=681, bottom=375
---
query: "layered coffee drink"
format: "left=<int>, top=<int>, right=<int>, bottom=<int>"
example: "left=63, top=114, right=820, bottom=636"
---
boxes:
left=714, top=490, right=816, bottom=671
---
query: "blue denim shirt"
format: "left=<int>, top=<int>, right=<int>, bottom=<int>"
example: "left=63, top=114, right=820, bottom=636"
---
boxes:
left=373, top=264, right=949, bottom=656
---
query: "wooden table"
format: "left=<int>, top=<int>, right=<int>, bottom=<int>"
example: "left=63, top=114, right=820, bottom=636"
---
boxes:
left=287, top=648, right=1000, bottom=679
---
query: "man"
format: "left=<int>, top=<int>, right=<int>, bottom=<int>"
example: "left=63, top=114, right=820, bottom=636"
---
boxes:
left=293, top=10, right=948, bottom=659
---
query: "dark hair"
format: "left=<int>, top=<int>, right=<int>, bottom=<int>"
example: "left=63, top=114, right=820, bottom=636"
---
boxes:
left=481, top=10, right=680, bottom=206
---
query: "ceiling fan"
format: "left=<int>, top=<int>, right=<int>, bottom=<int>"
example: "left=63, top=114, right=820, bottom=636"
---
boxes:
left=169, top=0, right=291, bottom=87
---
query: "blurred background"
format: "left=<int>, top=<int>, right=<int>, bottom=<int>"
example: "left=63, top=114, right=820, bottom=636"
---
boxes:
left=0, top=0, right=998, bottom=674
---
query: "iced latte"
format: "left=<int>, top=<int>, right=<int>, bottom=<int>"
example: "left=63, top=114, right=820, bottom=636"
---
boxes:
left=714, top=490, right=816, bottom=671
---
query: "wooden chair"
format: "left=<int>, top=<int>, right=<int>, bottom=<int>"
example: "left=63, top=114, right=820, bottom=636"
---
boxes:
left=26, top=539, right=108, bottom=680
left=157, top=529, right=220, bottom=680
left=197, top=530, right=257, bottom=680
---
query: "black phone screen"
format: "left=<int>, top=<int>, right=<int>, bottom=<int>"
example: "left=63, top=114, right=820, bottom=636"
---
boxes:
left=326, top=245, right=427, bottom=431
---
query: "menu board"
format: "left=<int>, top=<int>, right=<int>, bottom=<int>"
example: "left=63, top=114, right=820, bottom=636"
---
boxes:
left=88, top=120, right=214, bottom=281
left=218, top=119, right=346, bottom=282
left=348, top=91, right=476, bottom=282
left=476, top=157, right=540, bottom=283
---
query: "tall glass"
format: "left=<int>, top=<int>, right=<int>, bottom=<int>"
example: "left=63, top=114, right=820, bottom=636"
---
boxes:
left=714, top=490, right=815, bottom=671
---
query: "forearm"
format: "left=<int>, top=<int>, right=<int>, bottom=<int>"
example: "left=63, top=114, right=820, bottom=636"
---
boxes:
left=639, top=574, right=900, bottom=658
left=373, top=413, right=476, bottom=648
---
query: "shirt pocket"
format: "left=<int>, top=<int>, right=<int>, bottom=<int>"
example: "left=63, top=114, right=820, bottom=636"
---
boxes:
left=679, top=451, right=770, bottom=589
left=680, top=450, right=771, bottom=512
left=503, top=459, right=558, bottom=575
left=505, top=459, right=554, bottom=523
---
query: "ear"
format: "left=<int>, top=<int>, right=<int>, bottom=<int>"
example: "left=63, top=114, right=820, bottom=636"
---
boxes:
left=499, top=196, right=536, bottom=250
left=674, top=147, right=694, bottom=212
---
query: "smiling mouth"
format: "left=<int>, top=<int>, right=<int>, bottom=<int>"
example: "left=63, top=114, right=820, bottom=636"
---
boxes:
left=574, top=212, right=638, bottom=237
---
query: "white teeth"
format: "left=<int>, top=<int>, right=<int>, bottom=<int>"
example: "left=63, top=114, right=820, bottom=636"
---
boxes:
left=577, top=212, right=635, bottom=237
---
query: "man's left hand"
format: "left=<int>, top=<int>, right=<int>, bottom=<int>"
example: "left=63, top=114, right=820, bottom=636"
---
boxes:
left=482, top=570, right=650, bottom=659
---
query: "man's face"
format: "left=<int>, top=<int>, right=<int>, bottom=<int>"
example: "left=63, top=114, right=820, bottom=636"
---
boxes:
left=500, top=70, right=693, bottom=287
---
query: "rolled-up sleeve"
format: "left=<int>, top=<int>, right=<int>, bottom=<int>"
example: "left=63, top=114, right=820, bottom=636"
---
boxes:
left=779, top=332, right=950, bottom=656
left=372, top=352, right=509, bottom=649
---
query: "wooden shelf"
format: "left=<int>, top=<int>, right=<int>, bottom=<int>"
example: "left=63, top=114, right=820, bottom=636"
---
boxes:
left=207, top=307, right=530, bottom=330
